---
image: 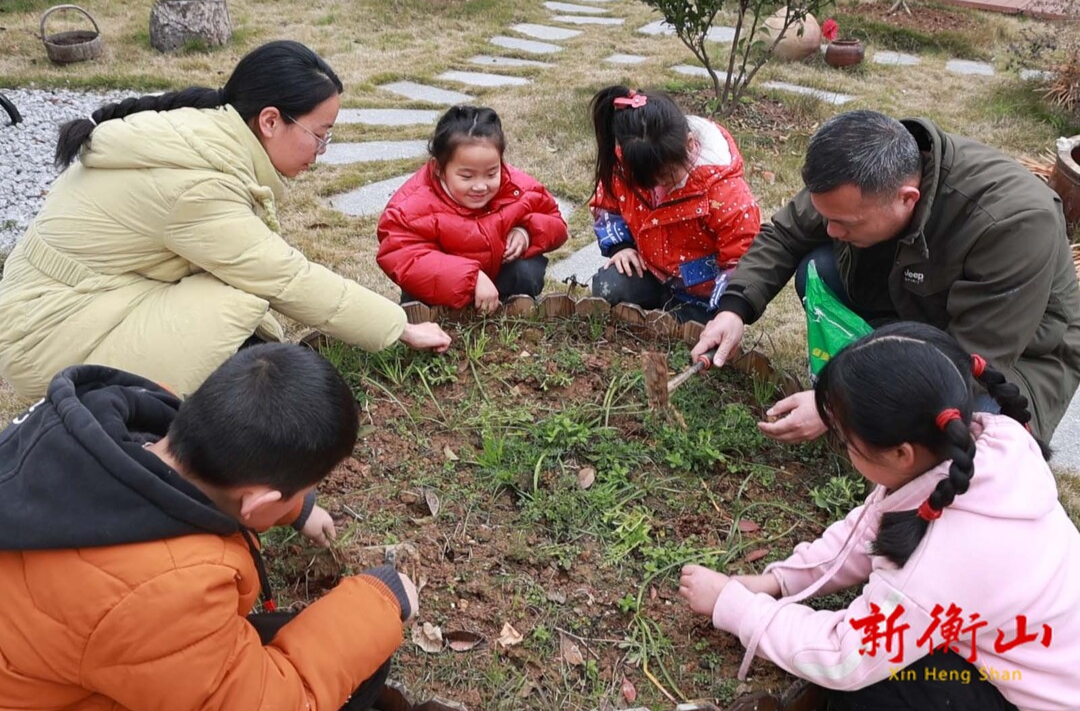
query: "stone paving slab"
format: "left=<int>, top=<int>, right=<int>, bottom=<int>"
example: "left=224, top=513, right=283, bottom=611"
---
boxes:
left=946, top=59, right=995, bottom=76
left=437, top=70, right=531, bottom=88
left=606, top=53, right=647, bottom=64
left=1051, top=390, right=1080, bottom=475
left=544, top=0, right=608, bottom=13
left=638, top=19, right=735, bottom=42
left=377, top=81, right=473, bottom=105
left=549, top=241, right=607, bottom=285
left=551, top=14, right=624, bottom=25
left=336, top=108, right=440, bottom=126
left=490, top=35, right=564, bottom=54
left=872, top=50, right=921, bottom=66
left=553, top=196, right=577, bottom=224
left=1020, top=68, right=1053, bottom=81
left=329, top=174, right=411, bottom=218
left=319, top=140, right=428, bottom=165
left=469, top=55, right=554, bottom=68
left=511, top=22, right=581, bottom=41
left=762, top=81, right=855, bottom=106
left=672, top=64, right=730, bottom=82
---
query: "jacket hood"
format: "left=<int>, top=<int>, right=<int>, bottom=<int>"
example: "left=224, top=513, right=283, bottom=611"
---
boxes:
left=82, top=105, right=285, bottom=203
left=0, top=365, right=240, bottom=550
left=879, top=413, right=1056, bottom=521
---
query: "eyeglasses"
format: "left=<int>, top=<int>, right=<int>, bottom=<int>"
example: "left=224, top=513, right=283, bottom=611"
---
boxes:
left=285, top=114, right=333, bottom=152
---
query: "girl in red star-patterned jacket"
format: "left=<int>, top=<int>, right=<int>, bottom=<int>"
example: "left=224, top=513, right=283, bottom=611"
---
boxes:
left=589, top=85, right=761, bottom=323
left=377, top=106, right=568, bottom=313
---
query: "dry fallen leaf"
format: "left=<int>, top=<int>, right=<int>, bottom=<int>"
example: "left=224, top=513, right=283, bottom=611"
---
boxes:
left=442, top=445, right=459, bottom=461
left=424, top=489, right=441, bottom=517
left=737, top=519, right=761, bottom=533
left=496, top=622, right=524, bottom=648
left=518, top=679, right=540, bottom=699
left=761, top=170, right=777, bottom=185
left=559, top=632, right=585, bottom=666
left=577, top=466, right=596, bottom=490
left=444, top=630, right=484, bottom=652
left=745, top=548, right=770, bottom=563
left=621, top=675, right=637, bottom=703
left=412, top=622, right=443, bottom=653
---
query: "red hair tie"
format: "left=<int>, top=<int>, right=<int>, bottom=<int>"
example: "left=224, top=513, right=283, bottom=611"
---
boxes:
left=971, top=354, right=987, bottom=378
left=935, top=408, right=961, bottom=431
left=613, top=91, right=648, bottom=110
left=917, top=500, right=942, bottom=522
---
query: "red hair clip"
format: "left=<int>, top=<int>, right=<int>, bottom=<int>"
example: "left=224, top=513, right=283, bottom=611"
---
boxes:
left=614, top=91, right=648, bottom=110
left=935, top=408, right=961, bottom=431
left=971, top=354, right=987, bottom=378
left=917, top=500, right=942, bottom=522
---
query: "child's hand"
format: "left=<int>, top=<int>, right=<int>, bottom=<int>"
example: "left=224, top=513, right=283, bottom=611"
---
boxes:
left=400, top=322, right=452, bottom=353
left=679, top=564, right=729, bottom=616
left=300, top=504, right=336, bottom=548
left=474, top=271, right=500, bottom=314
left=608, top=248, right=645, bottom=278
left=504, top=227, right=529, bottom=262
left=398, top=572, right=420, bottom=622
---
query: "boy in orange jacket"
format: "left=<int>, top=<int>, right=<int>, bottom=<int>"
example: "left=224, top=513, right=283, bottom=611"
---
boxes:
left=0, top=343, right=416, bottom=711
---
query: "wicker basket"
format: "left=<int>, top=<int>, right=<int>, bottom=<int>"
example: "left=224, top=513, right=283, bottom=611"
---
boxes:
left=40, top=5, right=103, bottom=64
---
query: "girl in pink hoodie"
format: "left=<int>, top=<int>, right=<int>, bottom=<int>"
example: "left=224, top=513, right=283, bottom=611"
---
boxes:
left=680, top=322, right=1080, bottom=711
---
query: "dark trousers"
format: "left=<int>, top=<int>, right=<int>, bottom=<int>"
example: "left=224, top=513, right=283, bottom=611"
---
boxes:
left=590, top=264, right=711, bottom=324
left=400, top=255, right=549, bottom=305
left=249, top=611, right=392, bottom=711
left=828, top=652, right=1019, bottom=711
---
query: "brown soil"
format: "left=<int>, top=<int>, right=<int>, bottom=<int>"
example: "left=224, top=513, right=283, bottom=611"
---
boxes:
left=848, top=2, right=986, bottom=34
left=263, top=314, right=851, bottom=710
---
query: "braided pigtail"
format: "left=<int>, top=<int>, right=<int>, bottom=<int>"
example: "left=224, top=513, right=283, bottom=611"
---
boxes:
left=971, top=354, right=1051, bottom=460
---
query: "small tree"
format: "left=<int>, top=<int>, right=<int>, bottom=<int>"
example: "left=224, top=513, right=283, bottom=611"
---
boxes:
left=640, top=0, right=833, bottom=116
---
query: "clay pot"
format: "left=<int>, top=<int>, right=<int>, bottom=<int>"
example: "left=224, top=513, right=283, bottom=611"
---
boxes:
left=824, top=38, right=865, bottom=68
left=1048, top=135, right=1080, bottom=229
left=763, top=9, right=821, bottom=62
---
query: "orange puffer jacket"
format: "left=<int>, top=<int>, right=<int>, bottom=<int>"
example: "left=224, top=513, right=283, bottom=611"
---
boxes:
left=0, top=366, right=405, bottom=711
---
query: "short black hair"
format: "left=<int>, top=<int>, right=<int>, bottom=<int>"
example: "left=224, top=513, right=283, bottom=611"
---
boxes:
left=802, top=110, right=921, bottom=197
left=167, top=344, right=358, bottom=497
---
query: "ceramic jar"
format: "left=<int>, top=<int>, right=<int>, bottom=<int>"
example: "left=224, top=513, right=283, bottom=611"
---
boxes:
left=764, top=9, right=822, bottom=61
left=824, top=39, right=865, bottom=68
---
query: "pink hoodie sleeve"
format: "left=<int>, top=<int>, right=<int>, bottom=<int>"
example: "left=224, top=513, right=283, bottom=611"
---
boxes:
left=764, top=491, right=880, bottom=598
left=712, top=574, right=935, bottom=690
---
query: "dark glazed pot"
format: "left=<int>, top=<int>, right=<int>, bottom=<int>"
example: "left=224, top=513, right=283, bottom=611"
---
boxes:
left=1048, top=136, right=1080, bottom=228
left=824, top=39, right=865, bottom=68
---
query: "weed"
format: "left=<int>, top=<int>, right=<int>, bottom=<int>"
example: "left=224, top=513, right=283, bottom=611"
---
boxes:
left=809, top=473, right=868, bottom=522
left=463, top=326, right=491, bottom=363
left=604, top=506, right=653, bottom=562
left=413, top=353, right=458, bottom=386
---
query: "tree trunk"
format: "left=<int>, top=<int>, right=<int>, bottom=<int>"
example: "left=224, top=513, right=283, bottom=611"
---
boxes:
left=149, top=0, right=232, bottom=53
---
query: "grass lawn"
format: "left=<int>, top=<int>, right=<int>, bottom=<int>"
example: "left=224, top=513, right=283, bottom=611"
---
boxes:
left=1, top=0, right=1079, bottom=707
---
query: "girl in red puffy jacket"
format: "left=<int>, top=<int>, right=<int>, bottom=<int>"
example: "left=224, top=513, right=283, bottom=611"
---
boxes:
left=377, top=106, right=568, bottom=312
left=589, top=85, right=761, bottom=324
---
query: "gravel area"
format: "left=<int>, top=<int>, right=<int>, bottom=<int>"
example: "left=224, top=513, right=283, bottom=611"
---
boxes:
left=1, top=88, right=132, bottom=254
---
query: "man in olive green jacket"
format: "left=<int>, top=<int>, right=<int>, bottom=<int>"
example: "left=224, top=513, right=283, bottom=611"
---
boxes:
left=693, top=110, right=1080, bottom=442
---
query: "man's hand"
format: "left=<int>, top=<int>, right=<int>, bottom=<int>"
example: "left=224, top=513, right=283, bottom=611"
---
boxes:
left=398, top=572, right=419, bottom=622
left=692, top=311, right=745, bottom=368
left=758, top=390, right=828, bottom=443
left=474, top=271, right=500, bottom=314
left=504, top=227, right=529, bottom=262
left=400, top=322, right=452, bottom=353
left=300, top=504, right=336, bottom=548
left=678, top=564, right=730, bottom=616
left=608, top=248, right=646, bottom=278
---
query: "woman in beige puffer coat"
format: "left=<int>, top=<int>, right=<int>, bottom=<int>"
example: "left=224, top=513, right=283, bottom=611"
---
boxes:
left=0, top=40, right=450, bottom=397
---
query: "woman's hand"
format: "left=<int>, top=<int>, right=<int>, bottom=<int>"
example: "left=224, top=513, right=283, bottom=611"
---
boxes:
left=608, top=248, right=646, bottom=278
left=504, top=227, right=529, bottom=262
left=400, top=322, right=451, bottom=353
left=474, top=271, right=500, bottom=314
left=679, top=564, right=730, bottom=616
